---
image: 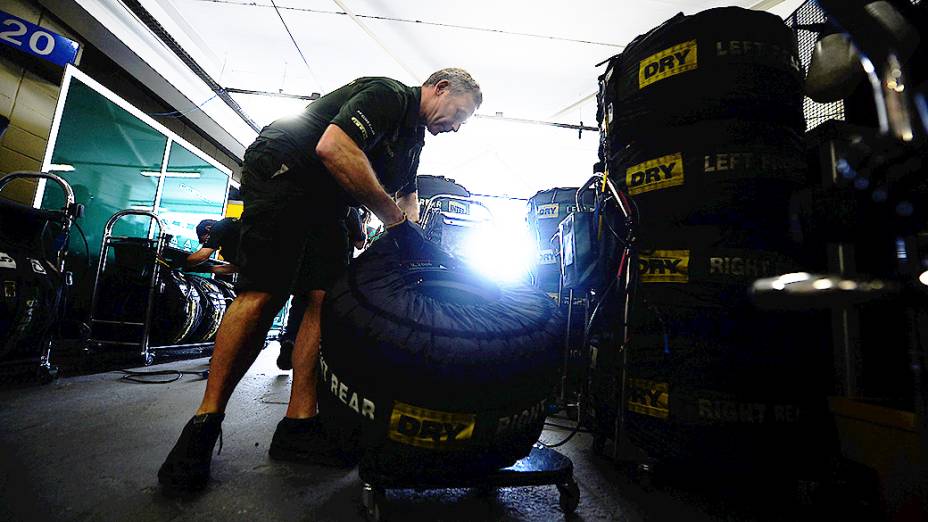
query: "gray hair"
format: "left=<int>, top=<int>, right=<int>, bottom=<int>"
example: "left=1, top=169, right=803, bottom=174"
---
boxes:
left=423, top=68, right=482, bottom=108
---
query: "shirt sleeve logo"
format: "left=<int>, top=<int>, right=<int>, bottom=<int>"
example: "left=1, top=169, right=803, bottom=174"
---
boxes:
left=353, top=109, right=376, bottom=139
left=350, top=117, right=369, bottom=140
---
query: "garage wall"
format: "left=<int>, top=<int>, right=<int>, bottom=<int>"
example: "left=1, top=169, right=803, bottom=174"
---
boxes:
left=0, top=0, right=82, bottom=204
left=0, top=0, right=242, bottom=207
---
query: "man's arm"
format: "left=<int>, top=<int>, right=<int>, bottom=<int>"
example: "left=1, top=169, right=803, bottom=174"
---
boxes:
left=185, top=247, right=216, bottom=270
left=210, top=263, right=239, bottom=274
left=396, top=191, right=420, bottom=223
left=316, top=124, right=405, bottom=226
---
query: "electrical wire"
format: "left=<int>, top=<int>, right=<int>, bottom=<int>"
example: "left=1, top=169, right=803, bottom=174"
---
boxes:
left=192, top=0, right=625, bottom=48
left=544, top=420, right=595, bottom=433
left=115, top=368, right=209, bottom=384
left=538, top=420, right=584, bottom=448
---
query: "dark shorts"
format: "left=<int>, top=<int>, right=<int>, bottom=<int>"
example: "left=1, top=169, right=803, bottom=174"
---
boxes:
left=235, top=138, right=349, bottom=296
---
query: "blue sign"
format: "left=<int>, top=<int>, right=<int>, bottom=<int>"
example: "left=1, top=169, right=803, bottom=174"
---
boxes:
left=0, top=10, right=79, bottom=67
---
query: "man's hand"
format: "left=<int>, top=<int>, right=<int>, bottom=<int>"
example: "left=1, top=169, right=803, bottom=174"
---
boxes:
left=396, top=191, right=420, bottom=223
left=385, top=218, right=428, bottom=258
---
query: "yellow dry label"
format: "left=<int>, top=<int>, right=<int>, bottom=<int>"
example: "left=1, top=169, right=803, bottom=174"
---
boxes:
left=639, top=250, right=689, bottom=283
left=625, top=152, right=684, bottom=195
left=536, top=204, right=559, bottom=219
left=627, top=378, right=669, bottom=419
left=639, top=40, right=698, bottom=88
left=388, top=401, right=476, bottom=449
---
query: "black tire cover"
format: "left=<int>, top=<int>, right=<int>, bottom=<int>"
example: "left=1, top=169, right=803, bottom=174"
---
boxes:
left=633, top=225, right=803, bottom=309
left=622, top=336, right=833, bottom=470
left=613, top=120, right=806, bottom=230
left=319, top=239, right=563, bottom=478
left=526, top=187, right=588, bottom=293
left=601, top=7, right=804, bottom=149
left=416, top=175, right=470, bottom=200
left=0, top=247, right=59, bottom=359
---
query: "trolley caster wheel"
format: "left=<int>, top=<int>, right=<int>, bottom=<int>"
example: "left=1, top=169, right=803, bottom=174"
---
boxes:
left=36, top=366, right=58, bottom=384
left=556, top=477, right=580, bottom=514
left=361, top=483, right=385, bottom=522
left=143, top=353, right=154, bottom=366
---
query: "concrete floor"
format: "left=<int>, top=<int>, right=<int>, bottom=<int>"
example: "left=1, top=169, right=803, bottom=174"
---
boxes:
left=0, top=344, right=813, bottom=522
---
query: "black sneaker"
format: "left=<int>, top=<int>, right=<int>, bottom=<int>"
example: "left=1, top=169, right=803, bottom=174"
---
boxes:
left=269, top=416, right=357, bottom=467
left=276, top=340, right=294, bottom=370
left=158, top=413, right=225, bottom=491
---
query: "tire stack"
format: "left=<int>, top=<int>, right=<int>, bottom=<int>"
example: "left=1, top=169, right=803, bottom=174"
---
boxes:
left=527, top=187, right=597, bottom=295
left=417, top=175, right=475, bottom=255
left=0, top=200, right=65, bottom=365
left=596, top=7, right=832, bottom=472
left=319, top=239, right=563, bottom=479
left=97, top=241, right=235, bottom=347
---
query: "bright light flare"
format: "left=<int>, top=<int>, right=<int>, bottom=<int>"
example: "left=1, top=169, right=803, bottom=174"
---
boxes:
left=460, top=222, right=537, bottom=283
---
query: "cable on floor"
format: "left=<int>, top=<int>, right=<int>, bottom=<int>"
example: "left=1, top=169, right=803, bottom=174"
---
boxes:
left=114, top=368, right=209, bottom=384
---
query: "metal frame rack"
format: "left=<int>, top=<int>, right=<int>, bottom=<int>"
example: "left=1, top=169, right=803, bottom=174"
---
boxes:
left=86, top=209, right=214, bottom=365
left=0, top=171, right=82, bottom=381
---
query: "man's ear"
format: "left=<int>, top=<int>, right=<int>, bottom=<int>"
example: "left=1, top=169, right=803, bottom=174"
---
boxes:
left=435, top=79, right=450, bottom=94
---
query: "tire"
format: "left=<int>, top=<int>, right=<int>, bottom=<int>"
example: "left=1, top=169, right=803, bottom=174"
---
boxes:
left=623, top=367, right=833, bottom=473
left=601, top=7, right=804, bottom=149
left=634, top=225, right=804, bottom=309
left=623, top=304, right=833, bottom=473
left=613, top=120, right=807, bottom=229
left=416, top=175, right=470, bottom=200
left=417, top=175, right=472, bottom=221
left=185, top=276, right=228, bottom=343
left=527, top=187, right=591, bottom=293
left=0, top=247, right=60, bottom=359
left=98, top=266, right=202, bottom=346
left=318, top=239, right=564, bottom=479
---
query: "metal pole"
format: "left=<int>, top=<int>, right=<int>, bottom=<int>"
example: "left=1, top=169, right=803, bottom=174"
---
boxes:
left=561, top=288, right=574, bottom=408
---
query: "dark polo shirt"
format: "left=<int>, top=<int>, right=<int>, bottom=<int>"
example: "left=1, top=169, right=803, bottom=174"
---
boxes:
left=248, top=77, right=424, bottom=214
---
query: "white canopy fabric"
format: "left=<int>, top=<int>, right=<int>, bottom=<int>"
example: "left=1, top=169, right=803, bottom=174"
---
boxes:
left=140, top=0, right=806, bottom=197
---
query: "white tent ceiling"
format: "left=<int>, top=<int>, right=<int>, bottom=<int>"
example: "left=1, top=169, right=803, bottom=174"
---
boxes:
left=140, top=0, right=805, bottom=197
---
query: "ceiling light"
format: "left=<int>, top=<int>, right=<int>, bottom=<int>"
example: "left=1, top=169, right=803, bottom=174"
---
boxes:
left=47, top=164, right=75, bottom=172
left=140, top=171, right=201, bottom=179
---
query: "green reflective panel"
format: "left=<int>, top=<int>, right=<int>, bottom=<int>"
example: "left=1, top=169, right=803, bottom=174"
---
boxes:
left=158, top=142, right=228, bottom=252
left=42, top=79, right=166, bottom=255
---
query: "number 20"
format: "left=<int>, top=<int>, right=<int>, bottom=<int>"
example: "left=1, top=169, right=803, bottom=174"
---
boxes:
left=1, top=18, right=55, bottom=56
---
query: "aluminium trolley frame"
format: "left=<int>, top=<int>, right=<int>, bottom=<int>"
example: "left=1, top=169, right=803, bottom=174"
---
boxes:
left=0, top=171, right=81, bottom=381
left=87, top=209, right=214, bottom=365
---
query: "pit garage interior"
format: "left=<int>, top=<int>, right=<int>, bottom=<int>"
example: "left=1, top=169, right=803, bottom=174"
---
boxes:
left=1, top=0, right=927, bottom=521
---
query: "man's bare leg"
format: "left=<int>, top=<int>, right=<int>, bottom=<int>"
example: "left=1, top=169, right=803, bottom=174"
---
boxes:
left=270, top=289, right=352, bottom=466
left=160, top=290, right=287, bottom=490
left=197, top=290, right=286, bottom=415
left=285, top=290, right=326, bottom=419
